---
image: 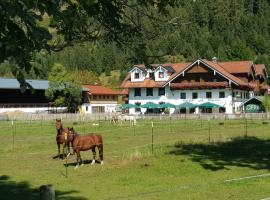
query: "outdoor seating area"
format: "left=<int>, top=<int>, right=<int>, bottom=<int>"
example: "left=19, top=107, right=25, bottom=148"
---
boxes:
left=120, top=101, right=224, bottom=114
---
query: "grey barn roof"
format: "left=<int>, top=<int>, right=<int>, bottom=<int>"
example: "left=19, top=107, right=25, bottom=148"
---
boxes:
left=0, top=78, right=49, bottom=90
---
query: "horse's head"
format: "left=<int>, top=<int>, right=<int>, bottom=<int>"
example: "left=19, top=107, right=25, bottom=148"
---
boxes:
left=55, top=119, right=62, bottom=130
left=68, top=127, right=77, bottom=141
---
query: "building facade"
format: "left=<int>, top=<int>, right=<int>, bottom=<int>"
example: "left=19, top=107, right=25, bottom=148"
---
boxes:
left=81, top=85, right=123, bottom=113
left=121, top=59, right=269, bottom=114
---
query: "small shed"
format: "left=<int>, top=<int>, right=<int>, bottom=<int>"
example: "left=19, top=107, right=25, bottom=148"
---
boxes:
left=239, top=96, right=265, bottom=113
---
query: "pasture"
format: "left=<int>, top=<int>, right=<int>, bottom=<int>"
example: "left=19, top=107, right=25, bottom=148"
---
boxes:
left=1, top=117, right=270, bottom=199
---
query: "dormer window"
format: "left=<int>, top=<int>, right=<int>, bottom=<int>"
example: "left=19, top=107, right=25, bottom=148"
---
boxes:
left=149, top=73, right=154, bottom=79
left=159, top=72, right=164, bottom=78
left=135, top=72, right=140, bottom=79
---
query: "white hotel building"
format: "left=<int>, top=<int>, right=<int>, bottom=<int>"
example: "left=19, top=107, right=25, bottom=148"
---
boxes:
left=121, top=59, right=269, bottom=114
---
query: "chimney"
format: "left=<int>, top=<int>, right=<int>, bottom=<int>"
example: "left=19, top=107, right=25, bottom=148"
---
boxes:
left=212, top=57, right=218, bottom=62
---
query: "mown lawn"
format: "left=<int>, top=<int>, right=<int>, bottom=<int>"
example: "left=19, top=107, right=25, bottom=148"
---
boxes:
left=0, top=117, right=270, bottom=200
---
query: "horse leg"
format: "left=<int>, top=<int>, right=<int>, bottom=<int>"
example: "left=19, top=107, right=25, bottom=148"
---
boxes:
left=57, top=143, right=61, bottom=159
left=91, top=147, right=96, bottom=165
left=98, top=144, right=104, bottom=165
left=62, top=144, right=66, bottom=160
left=75, top=150, right=81, bottom=169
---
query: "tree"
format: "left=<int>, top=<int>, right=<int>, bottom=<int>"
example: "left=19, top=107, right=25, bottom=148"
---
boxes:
left=0, top=0, right=176, bottom=87
left=45, top=63, right=81, bottom=112
left=262, top=94, right=270, bottom=112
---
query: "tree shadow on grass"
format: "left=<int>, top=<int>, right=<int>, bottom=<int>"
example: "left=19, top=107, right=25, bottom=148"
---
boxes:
left=169, top=136, right=270, bottom=171
left=0, top=175, right=87, bottom=200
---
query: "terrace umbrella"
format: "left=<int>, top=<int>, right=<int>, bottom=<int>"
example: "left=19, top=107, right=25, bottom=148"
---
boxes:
left=177, top=102, right=197, bottom=109
left=141, top=102, right=161, bottom=109
left=120, top=103, right=139, bottom=110
left=198, top=102, right=221, bottom=108
left=160, top=103, right=176, bottom=108
left=176, top=102, right=197, bottom=114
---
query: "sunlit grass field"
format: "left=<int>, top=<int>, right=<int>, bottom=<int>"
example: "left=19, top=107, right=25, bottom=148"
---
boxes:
left=1, top=117, right=270, bottom=200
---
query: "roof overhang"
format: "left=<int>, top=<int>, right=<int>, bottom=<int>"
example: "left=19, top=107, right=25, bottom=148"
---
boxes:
left=163, top=59, right=239, bottom=87
left=239, top=96, right=263, bottom=107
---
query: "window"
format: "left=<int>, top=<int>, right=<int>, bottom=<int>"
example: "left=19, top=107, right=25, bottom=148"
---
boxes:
left=146, top=88, right=153, bottom=96
left=134, top=72, right=140, bottom=79
left=93, top=95, right=96, bottom=100
left=134, top=88, right=141, bottom=97
left=180, top=92, right=186, bottom=99
left=159, top=88, right=165, bottom=96
left=192, top=92, right=198, bottom=99
left=159, top=72, right=164, bottom=78
left=219, top=91, right=225, bottom=98
left=86, top=106, right=88, bottom=111
left=149, top=73, right=154, bottom=79
left=206, top=92, right=212, bottom=99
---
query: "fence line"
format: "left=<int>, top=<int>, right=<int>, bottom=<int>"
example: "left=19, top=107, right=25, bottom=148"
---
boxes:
left=0, top=112, right=270, bottom=121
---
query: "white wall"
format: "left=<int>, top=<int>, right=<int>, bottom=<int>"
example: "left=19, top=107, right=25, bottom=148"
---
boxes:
left=0, top=107, right=67, bottom=113
left=82, top=102, right=118, bottom=113
left=128, top=87, right=236, bottom=114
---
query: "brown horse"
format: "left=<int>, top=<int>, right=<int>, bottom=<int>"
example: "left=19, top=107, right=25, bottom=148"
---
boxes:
left=68, top=127, right=103, bottom=168
left=55, top=119, right=73, bottom=159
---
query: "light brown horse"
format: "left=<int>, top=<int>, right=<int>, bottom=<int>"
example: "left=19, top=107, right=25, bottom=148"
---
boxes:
left=55, top=119, right=73, bottom=159
left=68, top=127, right=103, bottom=168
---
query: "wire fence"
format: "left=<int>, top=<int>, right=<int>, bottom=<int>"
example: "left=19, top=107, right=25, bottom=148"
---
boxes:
left=1, top=112, right=270, bottom=122
left=0, top=116, right=269, bottom=156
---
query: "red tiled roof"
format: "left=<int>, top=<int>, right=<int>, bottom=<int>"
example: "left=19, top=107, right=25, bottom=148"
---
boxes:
left=121, top=63, right=190, bottom=89
left=121, top=59, right=268, bottom=91
left=202, top=60, right=249, bottom=86
left=82, top=85, right=121, bottom=95
left=218, top=61, right=253, bottom=74
left=255, top=64, right=266, bottom=77
left=120, top=89, right=128, bottom=95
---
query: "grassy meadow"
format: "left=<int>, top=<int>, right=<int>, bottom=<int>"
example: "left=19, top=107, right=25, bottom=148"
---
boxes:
left=1, top=117, right=270, bottom=199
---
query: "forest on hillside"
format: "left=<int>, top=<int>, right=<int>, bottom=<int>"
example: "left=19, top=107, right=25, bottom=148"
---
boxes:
left=1, top=0, right=270, bottom=87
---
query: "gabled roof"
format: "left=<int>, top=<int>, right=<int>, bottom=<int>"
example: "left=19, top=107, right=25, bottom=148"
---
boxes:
left=165, top=59, right=244, bottom=87
left=121, top=59, right=267, bottom=90
left=121, top=63, right=189, bottom=88
left=218, top=61, right=254, bottom=74
left=239, top=96, right=263, bottom=108
left=130, top=66, right=147, bottom=73
left=255, top=64, right=268, bottom=78
left=82, top=85, right=121, bottom=95
left=121, top=74, right=166, bottom=88
left=164, top=66, right=176, bottom=73
left=0, top=78, right=49, bottom=90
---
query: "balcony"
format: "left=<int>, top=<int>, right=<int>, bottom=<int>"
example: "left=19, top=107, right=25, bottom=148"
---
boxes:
left=170, top=82, right=229, bottom=90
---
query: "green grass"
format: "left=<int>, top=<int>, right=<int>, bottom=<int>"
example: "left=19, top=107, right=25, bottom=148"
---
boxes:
left=1, top=118, right=270, bottom=199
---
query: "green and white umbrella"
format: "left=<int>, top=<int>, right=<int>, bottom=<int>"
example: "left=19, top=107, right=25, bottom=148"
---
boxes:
left=198, top=102, right=221, bottom=108
left=177, top=102, right=197, bottom=109
left=160, top=103, right=176, bottom=108
left=141, top=102, right=161, bottom=109
left=120, top=103, right=139, bottom=109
